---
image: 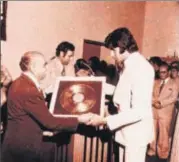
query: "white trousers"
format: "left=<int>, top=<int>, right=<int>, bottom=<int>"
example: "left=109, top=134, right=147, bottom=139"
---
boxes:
left=119, top=145, right=147, bottom=162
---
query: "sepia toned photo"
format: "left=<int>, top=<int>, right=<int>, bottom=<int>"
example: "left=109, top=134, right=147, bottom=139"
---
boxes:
left=49, top=76, right=106, bottom=117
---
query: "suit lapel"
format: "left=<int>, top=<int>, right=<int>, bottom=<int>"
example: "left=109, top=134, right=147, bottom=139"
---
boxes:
left=160, top=79, right=171, bottom=95
left=153, top=80, right=161, bottom=97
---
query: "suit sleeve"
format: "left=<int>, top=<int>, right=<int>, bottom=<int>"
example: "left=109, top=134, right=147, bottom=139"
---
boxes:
left=106, top=71, right=154, bottom=131
left=23, top=92, right=79, bottom=132
left=159, top=83, right=178, bottom=108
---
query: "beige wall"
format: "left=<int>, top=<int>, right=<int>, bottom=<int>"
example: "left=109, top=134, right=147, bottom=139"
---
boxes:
left=142, top=1, right=179, bottom=58
left=1, top=1, right=145, bottom=79
left=1, top=1, right=179, bottom=79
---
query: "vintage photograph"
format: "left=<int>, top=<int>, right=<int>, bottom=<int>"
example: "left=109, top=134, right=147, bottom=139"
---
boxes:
left=49, top=76, right=106, bottom=117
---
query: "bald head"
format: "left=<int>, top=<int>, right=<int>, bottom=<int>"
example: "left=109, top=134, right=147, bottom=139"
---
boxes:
left=19, top=51, right=47, bottom=81
left=19, top=51, right=44, bottom=71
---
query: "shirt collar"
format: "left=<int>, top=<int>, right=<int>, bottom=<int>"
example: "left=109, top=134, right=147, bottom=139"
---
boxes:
left=54, top=57, right=64, bottom=68
left=124, top=51, right=139, bottom=67
left=161, top=77, right=170, bottom=84
left=23, top=71, right=41, bottom=90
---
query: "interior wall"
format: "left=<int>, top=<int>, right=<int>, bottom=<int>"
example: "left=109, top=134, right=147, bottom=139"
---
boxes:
left=1, top=1, right=145, bottom=79
left=142, top=1, right=179, bottom=58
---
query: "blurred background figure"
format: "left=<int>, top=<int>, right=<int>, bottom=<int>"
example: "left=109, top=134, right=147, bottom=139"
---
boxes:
left=74, top=58, right=94, bottom=77
left=170, top=61, right=179, bottom=70
left=1, top=65, right=12, bottom=105
left=1, top=65, right=12, bottom=141
left=106, top=64, right=119, bottom=86
left=149, top=56, right=163, bottom=80
left=170, top=66, right=179, bottom=88
left=170, top=108, right=179, bottom=162
left=88, top=56, right=105, bottom=76
left=148, top=62, right=178, bottom=162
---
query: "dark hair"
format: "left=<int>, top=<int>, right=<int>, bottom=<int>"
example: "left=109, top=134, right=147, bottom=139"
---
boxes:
left=170, top=66, right=179, bottom=71
left=56, top=41, right=75, bottom=57
left=106, top=64, right=117, bottom=79
left=170, top=61, right=179, bottom=70
left=74, top=59, right=94, bottom=74
left=88, top=56, right=100, bottom=72
left=104, top=27, right=139, bottom=54
left=100, top=60, right=108, bottom=74
left=149, top=56, right=163, bottom=67
left=160, top=61, right=170, bottom=71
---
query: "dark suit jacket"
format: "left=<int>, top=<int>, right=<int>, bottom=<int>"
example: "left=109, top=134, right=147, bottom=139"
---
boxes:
left=2, top=74, right=78, bottom=162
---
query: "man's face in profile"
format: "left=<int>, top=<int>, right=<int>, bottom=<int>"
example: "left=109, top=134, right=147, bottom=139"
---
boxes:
left=32, top=55, right=47, bottom=81
left=60, top=50, right=74, bottom=65
left=110, top=47, right=125, bottom=69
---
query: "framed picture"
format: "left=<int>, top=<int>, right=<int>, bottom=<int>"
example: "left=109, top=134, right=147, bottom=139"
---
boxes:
left=49, top=76, right=106, bottom=117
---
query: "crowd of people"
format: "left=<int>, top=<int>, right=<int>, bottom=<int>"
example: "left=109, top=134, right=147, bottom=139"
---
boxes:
left=1, top=27, right=179, bottom=162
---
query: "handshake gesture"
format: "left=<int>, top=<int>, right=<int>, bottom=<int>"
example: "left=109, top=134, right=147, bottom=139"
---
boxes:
left=43, top=113, right=107, bottom=137
left=77, top=113, right=107, bottom=126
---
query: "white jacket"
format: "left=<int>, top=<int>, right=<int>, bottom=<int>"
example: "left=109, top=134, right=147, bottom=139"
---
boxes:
left=106, top=52, right=155, bottom=147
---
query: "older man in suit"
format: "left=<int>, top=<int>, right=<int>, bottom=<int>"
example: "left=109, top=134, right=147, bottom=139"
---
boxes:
left=87, top=27, right=155, bottom=162
left=1, top=51, right=91, bottom=162
left=147, top=62, right=178, bottom=161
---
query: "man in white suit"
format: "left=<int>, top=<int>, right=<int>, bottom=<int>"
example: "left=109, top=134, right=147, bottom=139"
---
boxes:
left=87, top=27, right=155, bottom=162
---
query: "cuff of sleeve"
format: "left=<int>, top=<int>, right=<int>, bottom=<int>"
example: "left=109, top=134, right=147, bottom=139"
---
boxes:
left=106, top=115, right=116, bottom=131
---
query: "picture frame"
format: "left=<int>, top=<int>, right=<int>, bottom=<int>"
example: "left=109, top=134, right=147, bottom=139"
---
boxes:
left=49, top=76, right=106, bottom=117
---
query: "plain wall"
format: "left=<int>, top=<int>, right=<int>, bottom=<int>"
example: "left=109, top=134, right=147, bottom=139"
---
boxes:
left=1, top=1, right=179, bottom=78
left=1, top=1, right=145, bottom=78
left=142, top=1, right=179, bottom=58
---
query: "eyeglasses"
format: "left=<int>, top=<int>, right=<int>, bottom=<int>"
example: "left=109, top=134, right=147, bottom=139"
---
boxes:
left=159, top=71, right=167, bottom=74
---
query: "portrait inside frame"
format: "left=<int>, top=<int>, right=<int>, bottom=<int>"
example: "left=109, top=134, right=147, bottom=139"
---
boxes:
left=49, top=76, right=106, bottom=117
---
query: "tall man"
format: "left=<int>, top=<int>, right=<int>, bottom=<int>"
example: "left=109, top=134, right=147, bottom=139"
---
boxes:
left=2, top=51, right=91, bottom=162
left=40, top=41, right=75, bottom=93
left=87, top=27, right=155, bottom=162
left=148, top=62, right=178, bottom=161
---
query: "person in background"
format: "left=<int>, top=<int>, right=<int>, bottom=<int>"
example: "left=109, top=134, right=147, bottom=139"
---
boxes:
left=149, top=56, right=163, bottom=80
left=1, top=65, right=12, bottom=139
left=170, top=61, right=179, bottom=70
left=169, top=108, right=179, bottom=162
left=169, top=60, right=179, bottom=162
left=170, top=66, right=179, bottom=90
left=106, top=64, right=119, bottom=86
left=74, top=58, right=94, bottom=77
left=40, top=41, right=75, bottom=94
left=1, top=65, right=12, bottom=106
left=148, top=62, right=178, bottom=162
left=88, top=56, right=101, bottom=75
left=1, top=51, right=92, bottom=162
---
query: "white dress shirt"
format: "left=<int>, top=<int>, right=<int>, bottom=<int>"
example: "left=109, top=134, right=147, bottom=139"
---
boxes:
left=40, top=57, right=64, bottom=93
left=106, top=52, right=155, bottom=146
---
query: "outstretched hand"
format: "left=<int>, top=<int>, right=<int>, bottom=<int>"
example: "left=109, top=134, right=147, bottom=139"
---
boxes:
left=86, top=114, right=107, bottom=127
left=78, top=113, right=94, bottom=124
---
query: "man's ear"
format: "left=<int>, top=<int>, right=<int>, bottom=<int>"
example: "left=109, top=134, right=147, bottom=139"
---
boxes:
left=29, top=61, right=35, bottom=72
left=60, top=52, right=65, bottom=58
